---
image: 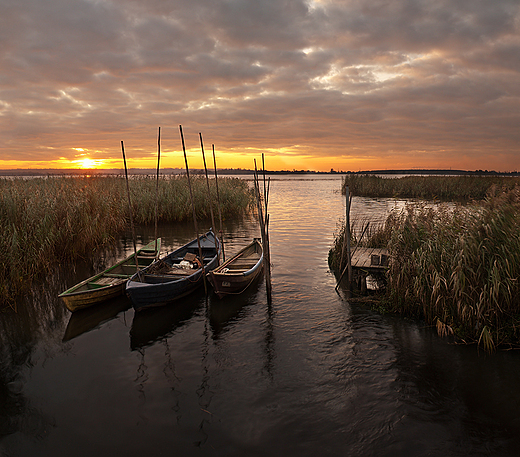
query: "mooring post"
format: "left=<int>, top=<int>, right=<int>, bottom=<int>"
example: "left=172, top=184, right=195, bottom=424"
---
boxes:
left=254, top=160, right=272, bottom=302
left=212, top=145, right=225, bottom=262
left=154, top=127, right=161, bottom=260
left=346, top=186, right=352, bottom=290
left=179, top=125, right=207, bottom=294
left=121, top=140, right=139, bottom=275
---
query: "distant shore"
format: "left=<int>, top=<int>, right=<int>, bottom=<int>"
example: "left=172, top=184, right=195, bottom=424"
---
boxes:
left=1, top=168, right=519, bottom=177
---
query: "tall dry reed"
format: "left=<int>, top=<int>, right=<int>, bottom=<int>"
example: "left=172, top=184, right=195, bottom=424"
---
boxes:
left=342, top=174, right=520, bottom=201
left=329, top=187, right=520, bottom=350
left=0, top=175, right=254, bottom=305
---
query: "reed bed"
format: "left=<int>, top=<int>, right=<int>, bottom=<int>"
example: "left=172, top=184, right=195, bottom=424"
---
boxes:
left=0, top=175, right=254, bottom=306
left=342, top=174, right=520, bottom=201
left=329, top=187, right=520, bottom=350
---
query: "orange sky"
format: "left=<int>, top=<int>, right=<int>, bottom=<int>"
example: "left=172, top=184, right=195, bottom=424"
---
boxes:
left=2, top=1, right=520, bottom=172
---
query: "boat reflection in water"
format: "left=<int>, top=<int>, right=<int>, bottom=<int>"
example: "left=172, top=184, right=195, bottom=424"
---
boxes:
left=62, top=295, right=131, bottom=342
left=208, top=277, right=264, bottom=339
left=129, top=291, right=204, bottom=350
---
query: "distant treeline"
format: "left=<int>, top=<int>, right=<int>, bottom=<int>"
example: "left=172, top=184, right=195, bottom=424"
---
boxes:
left=0, top=168, right=185, bottom=177
left=2, top=168, right=519, bottom=177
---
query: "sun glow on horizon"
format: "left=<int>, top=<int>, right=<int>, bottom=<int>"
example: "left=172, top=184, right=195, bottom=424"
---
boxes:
left=74, top=157, right=103, bottom=169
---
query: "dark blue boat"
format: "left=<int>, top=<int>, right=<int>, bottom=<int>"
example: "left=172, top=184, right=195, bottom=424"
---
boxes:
left=126, top=230, right=220, bottom=311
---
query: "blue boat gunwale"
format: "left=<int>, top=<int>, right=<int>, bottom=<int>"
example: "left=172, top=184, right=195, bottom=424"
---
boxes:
left=126, top=230, right=221, bottom=310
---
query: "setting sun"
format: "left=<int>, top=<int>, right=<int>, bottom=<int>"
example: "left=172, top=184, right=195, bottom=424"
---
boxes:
left=82, top=158, right=94, bottom=169
left=77, top=157, right=101, bottom=169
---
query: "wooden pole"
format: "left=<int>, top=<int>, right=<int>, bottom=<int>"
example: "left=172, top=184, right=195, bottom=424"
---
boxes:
left=212, top=145, right=225, bottom=262
left=121, top=140, right=139, bottom=274
left=199, top=133, right=219, bottom=262
left=346, top=187, right=352, bottom=290
left=179, top=125, right=207, bottom=294
left=154, top=127, right=161, bottom=260
left=254, top=159, right=272, bottom=301
left=262, top=153, right=268, bottom=213
left=335, top=221, right=369, bottom=291
left=338, top=187, right=352, bottom=275
left=261, top=154, right=271, bottom=294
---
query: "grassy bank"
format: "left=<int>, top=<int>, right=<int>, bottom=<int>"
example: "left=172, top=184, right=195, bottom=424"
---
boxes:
left=0, top=175, right=254, bottom=306
left=329, top=187, right=520, bottom=350
left=342, top=174, right=520, bottom=201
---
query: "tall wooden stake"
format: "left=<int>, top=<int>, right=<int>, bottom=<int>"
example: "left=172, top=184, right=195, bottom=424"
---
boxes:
left=199, top=133, right=219, bottom=262
left=154, top=127, right=161, bottom=260
left=261, top=154, right=271, bottom=296
left=335, top=221, right=369, bottom=291
left=179, top=125, right=207, bottom=294
left=121, top=140, right=139, bottom=274
left=346, top=187, right=352, bottom=289
left=337, top=186, right=352, bottom=283
left=254, top=159, right=272, bottom=301
left=337, top=186, right=353, bottom=291
left=212, top=145, right=225, bottom=262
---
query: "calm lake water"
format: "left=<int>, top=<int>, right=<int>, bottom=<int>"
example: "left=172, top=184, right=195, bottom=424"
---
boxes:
left=2, top=175, right=520, bottom=456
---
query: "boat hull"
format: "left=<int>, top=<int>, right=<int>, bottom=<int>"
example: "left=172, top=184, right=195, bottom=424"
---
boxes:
left=59, top=239, right=160, bottom=312
left=126, top=231, right=220, bottom=311
left=207, top=239, right=263, bottom=298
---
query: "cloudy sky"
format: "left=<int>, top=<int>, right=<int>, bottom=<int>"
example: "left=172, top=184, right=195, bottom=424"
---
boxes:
left=1, top=0, right=519, bottom=171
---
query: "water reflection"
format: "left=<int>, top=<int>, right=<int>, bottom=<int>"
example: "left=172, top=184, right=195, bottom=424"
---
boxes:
left=0, top=280, right=68, bottom=446
left=209, top=280, right=263, bottom=339
left=130, top=293, right=203, bottom=350
left=387, top=318, right=520, bottom=456
left=63, top=296, right=131, bottom=342
left=3, top=176, right=520, bottom=456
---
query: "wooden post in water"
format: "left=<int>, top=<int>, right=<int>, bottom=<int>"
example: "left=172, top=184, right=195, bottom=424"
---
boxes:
left=254, top=159, right=272, bottom=302
left=335, top=186, right=352, bottom=291
left=261, top=154, right=271, bottom=297
left=212, top=145, right=225, bottom=262
left=154, top=127, right=161, bottom=260
left=345, top=187, right=352, bottom=290
left=121, top=140, right=139, bottom=274
left=199, top=133, right=219, bottom=262
left=179, top=125, right=207, bottom=294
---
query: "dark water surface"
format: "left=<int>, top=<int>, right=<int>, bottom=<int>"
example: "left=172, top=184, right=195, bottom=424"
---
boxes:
left=2, top=176, right=520, bottom=456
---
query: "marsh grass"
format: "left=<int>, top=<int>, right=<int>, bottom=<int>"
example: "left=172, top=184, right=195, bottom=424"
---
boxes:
left=329, top=187, right=520, bottom=350
left=342, top=174, right=520, bottom=201
left=128, top=175, right=253, bottom=223
left=0, top=175, right=254, bottom=306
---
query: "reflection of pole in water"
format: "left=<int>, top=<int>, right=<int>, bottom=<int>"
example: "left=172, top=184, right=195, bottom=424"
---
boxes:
left=134, top=348, right=148, bottom=425
left=162, top=339, right=182, bottom=423
left=262, top=299, right=275, bottom=381
left=198, top=298, right=212, bottom=410
left=194, top=303, right=212, bottom=447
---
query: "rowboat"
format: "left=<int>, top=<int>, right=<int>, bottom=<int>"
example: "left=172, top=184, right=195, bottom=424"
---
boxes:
left=59, top=239, right=161, bottom=312
left=207, top=239, right=263, bottom=298
left=126, top=230, right=220, bottom=312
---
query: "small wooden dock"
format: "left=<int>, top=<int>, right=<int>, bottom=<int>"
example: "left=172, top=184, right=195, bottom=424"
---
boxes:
left=350, top=247, right=389, bottom=273
left=340, top=247, right=389, bottom=294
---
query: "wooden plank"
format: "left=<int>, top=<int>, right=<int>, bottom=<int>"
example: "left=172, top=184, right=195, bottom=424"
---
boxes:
left=350, top=247, right=390, bottom=270
left=91, top=277, right=125, bottom=286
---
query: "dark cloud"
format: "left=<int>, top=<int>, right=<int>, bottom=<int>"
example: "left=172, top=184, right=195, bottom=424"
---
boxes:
left=0, top=0, right=519, bottom=169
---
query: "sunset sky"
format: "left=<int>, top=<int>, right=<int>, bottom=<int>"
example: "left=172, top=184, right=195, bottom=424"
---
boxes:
left=1, top=0, right=519, bottom=172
